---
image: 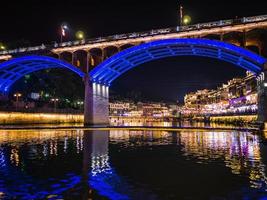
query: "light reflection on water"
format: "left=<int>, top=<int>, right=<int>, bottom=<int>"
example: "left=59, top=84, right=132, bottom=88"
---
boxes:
left=110, top=120, right=254, bottom=129
left=179, top=131, right=267, bottom=188
left=0, top=129, right=266, bottom=199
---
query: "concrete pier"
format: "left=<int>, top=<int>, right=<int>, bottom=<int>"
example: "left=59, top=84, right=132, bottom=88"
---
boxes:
left=84, top=75, right=109, bottom=125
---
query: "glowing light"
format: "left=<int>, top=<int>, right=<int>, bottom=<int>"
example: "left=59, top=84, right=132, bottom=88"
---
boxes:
left=0, top=55, right=12, bottom=60
left=0, top=112, right=83, bottom=124
left=102, top=85, right=105, bottom=96
left=76, top=31, right=85, bottom=40
left=61, top=23, right=68, bottom=37
left=10, top=148, right=19, bottom=166
left=0, top=44, right=6, bottom=50
left=183, top=15, right=191, bottom=25
left=51, top=98, right=59, bottom=102
left=51, top=16, right=267, bottom=55
left=90, top=38, right=265, bottom=85
left=13, top=93, right=22, bottom=97
left=97, top=83, right=101, bottom=94
left=0, top=55, right=85, bottom=93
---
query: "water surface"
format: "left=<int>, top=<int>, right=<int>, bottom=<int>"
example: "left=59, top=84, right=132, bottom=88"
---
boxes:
left=0, top=129, right=267, bottom=199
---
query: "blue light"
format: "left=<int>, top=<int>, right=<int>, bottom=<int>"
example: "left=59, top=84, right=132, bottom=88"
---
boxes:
left=0, top=55, right=85, bottom=93
left=90, top=38, right=266, bottom=85
left=0, top=148, right=6, bottom=168
left=89, top=168, right=130, bottom=200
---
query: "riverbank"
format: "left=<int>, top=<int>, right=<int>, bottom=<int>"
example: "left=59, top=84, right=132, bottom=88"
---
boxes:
left=0, top=124, right=260, bottom=132
left=192, top=115, right=258, bottom=126
left=0, top=112, right=261, bottom=132
left=0, top=112, right=83, bottom=124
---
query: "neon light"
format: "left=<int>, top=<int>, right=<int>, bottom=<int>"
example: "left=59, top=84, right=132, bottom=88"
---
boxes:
left=0, top=55, right=85, bottom=93
left=90, top=38, right=266, bottom=85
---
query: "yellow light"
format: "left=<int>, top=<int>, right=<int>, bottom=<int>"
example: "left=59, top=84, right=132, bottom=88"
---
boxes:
left=14, top=93, right=22, bottom=97
left=0, top=45, right=6, bottom=50
left=51, top=21, right=267, bottom=54
left=0, top=55, right=12, bottom=60
left=51, top=98, right=59, bottom=102
left=76, top=31, right=85, bottom=40
left=183, top=15, right=191, bottom=25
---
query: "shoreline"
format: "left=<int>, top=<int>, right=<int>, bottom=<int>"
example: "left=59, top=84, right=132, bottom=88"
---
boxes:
left=0, top=125, right=260, bottom=132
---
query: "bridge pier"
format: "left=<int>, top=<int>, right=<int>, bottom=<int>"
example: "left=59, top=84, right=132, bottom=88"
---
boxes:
left=257, top=63, right=267, bottom=129
left=84, top=75, right=109, bottom=126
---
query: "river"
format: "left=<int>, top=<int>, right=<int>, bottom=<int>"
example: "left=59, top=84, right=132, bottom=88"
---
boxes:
left=0, top=128, right=266, bottom=199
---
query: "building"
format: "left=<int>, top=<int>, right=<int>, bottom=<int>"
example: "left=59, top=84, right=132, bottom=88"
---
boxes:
left=183, top=71, right=257, bottom=115
left=109, top=102, right=131, bottom=116
left=109, top=101, right=177, bottom=118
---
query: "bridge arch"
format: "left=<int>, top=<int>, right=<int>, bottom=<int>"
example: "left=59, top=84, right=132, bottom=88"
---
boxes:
left=90, top=38, right=266, bottom=85
left=0, top=55, right=85, bottom=93
left=85, top=38, right=267, bottom=125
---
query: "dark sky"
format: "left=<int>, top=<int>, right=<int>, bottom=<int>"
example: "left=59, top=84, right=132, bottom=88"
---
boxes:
left=1, top=0, right=267, bottom=102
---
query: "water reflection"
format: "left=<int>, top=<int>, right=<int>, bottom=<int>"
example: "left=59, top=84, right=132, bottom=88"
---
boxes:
left=178, top=131, right=267, bottom=189
left=0, top=129, right=266, bottom=199
left=110, top=120, right=253, bottom=129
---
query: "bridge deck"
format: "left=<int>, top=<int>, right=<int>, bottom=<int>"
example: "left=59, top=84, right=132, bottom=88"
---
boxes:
left=1, top=14, right=267, bottom=60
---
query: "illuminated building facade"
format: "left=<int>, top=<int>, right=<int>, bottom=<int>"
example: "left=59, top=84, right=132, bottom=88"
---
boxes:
left=110, top=101, right=176, bottom=118
left=109, top=102, right=131, bottom=116
left=183, top=71, right=257, bottom=115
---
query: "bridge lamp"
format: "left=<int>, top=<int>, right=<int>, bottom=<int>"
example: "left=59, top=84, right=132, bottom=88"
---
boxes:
left=76, top=31, right=85, bottom=40
left=62, top=24, right=68, bottom=29
left=14, top=93, right=22, bottom=111
left=60, top=23, right=69, bottom=43
left=0, top=44, right=6, bottom=50
left=183, top=15, right=191, bottom=25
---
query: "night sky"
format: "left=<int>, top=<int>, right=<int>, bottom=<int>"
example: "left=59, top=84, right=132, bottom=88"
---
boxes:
left=1, top=0, right=267, bottom=102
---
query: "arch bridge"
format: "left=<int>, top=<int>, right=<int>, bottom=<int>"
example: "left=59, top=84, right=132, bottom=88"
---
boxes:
left=0, top=15, right=267, bottom=126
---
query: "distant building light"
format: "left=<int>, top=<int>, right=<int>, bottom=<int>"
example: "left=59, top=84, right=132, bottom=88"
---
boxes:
left=30, top=93, right=40, bottom=100
left=264, top=83, right=267, bottom=87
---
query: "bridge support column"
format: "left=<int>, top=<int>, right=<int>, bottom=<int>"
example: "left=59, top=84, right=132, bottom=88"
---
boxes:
left=257, top=63, right=267, bottom=129
left=84, top=75, right=109, bottom=126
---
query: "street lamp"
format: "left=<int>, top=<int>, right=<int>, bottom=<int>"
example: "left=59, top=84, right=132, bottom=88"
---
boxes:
left=60, top=23, right=68, bottom=43
left=76, top=101, right=84, bottom=109
left=179, top=5, right=183, bottom=26
left=76, top=31, right=85, bottom=40
left=0, top=43, right=6, bottom=50
left=13, top=92, right=22, bottom=111
left=183, top=15, right=191, bottom=26
left=51, top=98, right=59, bottom=112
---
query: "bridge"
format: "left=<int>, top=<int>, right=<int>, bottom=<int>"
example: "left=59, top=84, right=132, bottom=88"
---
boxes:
left=0, top=14, right=267, bottom=127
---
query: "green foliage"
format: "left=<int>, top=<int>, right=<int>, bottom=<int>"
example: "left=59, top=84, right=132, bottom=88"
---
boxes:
left=10, top=68, right=84, bottom=108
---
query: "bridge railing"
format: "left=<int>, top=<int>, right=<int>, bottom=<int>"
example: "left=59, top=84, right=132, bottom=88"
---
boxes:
left=1, top=14, right=267, bottom=56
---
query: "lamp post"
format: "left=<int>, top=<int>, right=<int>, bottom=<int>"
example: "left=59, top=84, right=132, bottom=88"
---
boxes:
left=179, top=5, right=183, bottom=26
left=60, top=24, right=68, bottom=43
left=77, top=101, right=84, bottom=110
left=13, top=93, right=22, bottom=111
left=51, top=98, right=59, bottom=112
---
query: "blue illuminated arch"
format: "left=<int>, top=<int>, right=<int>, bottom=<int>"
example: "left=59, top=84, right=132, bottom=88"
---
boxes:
left=0, top=55, right=85, bottom=93
left=90, top=38, right=267, bottom=85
